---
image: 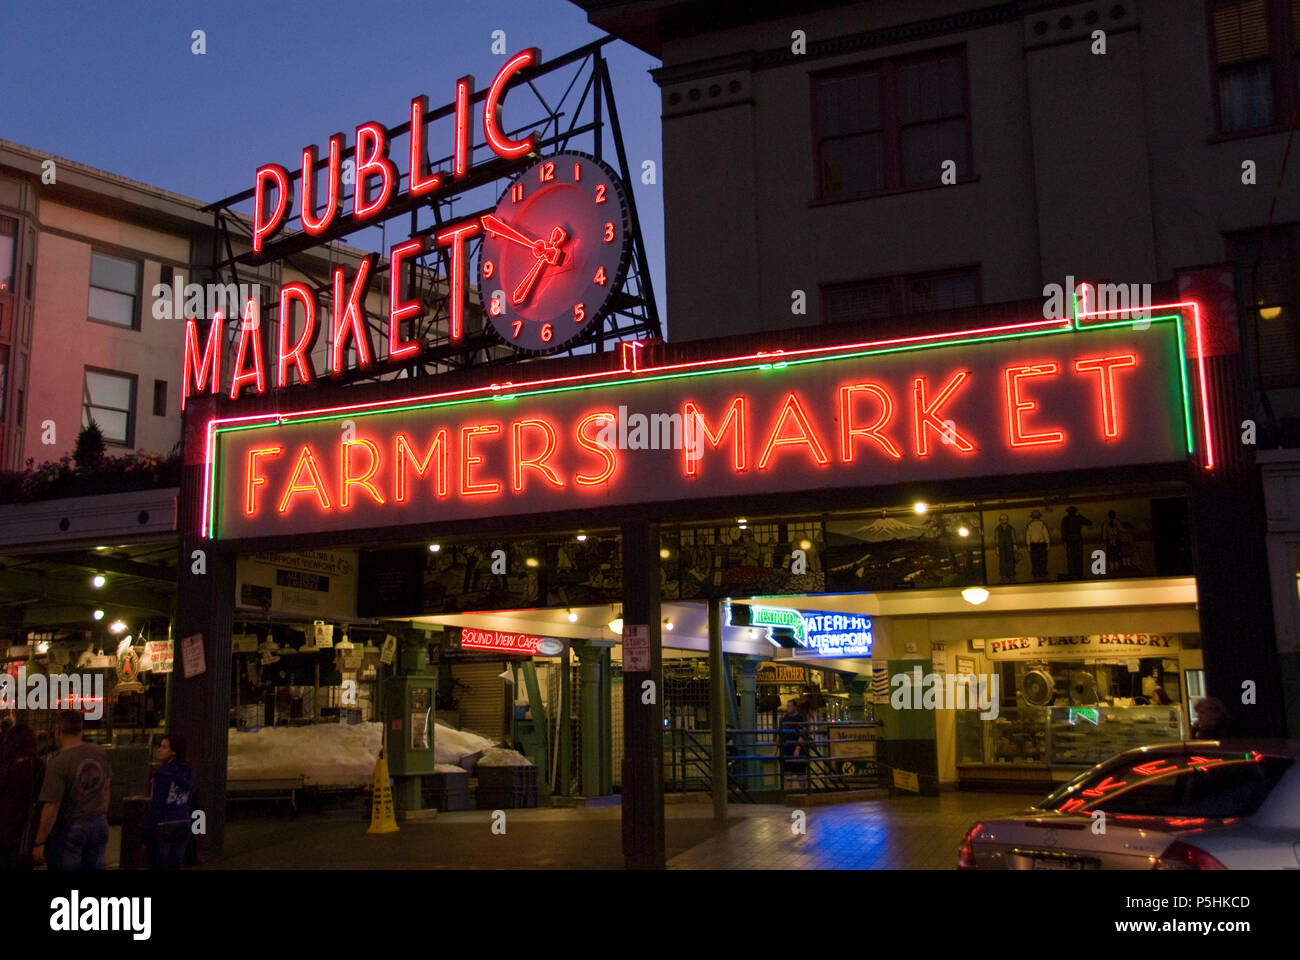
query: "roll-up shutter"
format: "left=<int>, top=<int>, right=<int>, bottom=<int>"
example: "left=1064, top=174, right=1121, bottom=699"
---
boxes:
left=452, top=661, right=507, bottom=743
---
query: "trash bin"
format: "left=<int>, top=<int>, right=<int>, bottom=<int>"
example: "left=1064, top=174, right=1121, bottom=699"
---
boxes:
left=119, top=796, right=150, bottom=870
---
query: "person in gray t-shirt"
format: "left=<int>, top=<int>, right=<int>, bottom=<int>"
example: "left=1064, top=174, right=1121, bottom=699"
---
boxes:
left=33, top=711, right=111, bottom=870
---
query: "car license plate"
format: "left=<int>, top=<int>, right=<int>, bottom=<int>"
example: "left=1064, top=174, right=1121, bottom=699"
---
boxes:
left=1032, top=856, right=1093, bottom=870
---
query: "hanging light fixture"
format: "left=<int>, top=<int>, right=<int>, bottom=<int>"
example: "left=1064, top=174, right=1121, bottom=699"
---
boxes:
left=607, top=605, right=624, bottom=635
left=961, top=587, right=990, bottom=606
left=567, top=608, right=578, bottom=623
left=92, top=574, right=107, bottom=589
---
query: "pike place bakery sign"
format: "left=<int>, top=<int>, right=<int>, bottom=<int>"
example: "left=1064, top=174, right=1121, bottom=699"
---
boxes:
left=201, top=316, right=1209, bottom=539
left=985, top=634, right=1181, bottom=661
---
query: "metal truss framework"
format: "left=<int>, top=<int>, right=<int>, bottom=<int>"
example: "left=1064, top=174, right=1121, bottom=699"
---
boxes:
left=199, top=37, right=661, bottom=391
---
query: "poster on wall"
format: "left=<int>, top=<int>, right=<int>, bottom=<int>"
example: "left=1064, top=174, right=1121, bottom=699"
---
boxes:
left=666, top=521, right=824, bottom=600
left=235, top=550, right=359, bottom=619
left=980, top=497, right=1183, bottom=585
left=825, top=512, right=983, bottom=592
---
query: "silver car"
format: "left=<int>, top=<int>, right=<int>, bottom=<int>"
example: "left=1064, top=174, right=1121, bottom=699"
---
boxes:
left=958, top=740, right=1300, bottom=869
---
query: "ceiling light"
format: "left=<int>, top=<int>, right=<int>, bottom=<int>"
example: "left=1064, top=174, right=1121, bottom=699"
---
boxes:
left=576, top=533, right=587, bottom=542
left=961, top=587, right=990, bottom=606
left=748, top=628, right=757, bottom=639
left=109, top=620, right=128, bottom=634
left=428, top=543, right=441, bottom=552
left=659, top=548, right=670, bottom=559
left=607, top=617, right=624, bottom=635
left=913, top=502, right=928, bottom=515
left=525, top=557, right=539, bottom=568
left=799, top=539, right=812, bottom=550
left=35, top=640, right=50, bottom=655
left=664, top=618, right=674, bottom=631
left=92, top=574, right=107, bottom=589
left=92, top=610, right=105, bottom=621
left=1258, top=304, right=1282, bottom=321
left=958, top=526, right=970, bottom=537
left=567, top=609, right=578, bottom=623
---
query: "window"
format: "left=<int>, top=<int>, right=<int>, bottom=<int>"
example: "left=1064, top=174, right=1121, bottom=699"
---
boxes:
left=813, top=48, right=970, bottom=201
left=152, top=379, right=168, bottom=417
left=1209, top=0, right=1300, bottom=133
left=83, top=368, right=136, bottom=447
left=0, top=216, right=15, bottom=292
left=88, top=252, right=140, bottom=328
left=823, top=267, right=980, bottom=326
left=1228, top=224, right=1300, bottom=388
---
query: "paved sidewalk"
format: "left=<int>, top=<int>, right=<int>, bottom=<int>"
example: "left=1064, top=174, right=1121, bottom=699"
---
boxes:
left=192, top=790, right=1021, bottom=869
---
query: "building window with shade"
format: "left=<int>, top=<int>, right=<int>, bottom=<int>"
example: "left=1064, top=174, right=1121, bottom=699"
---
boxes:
left=83, top=367, right=137, bottom=447
left=1209, top=0, right=1300, bottom=134
left=812, top=47, right=972, bottom=202
left=87, top=251, right=140, bottom=329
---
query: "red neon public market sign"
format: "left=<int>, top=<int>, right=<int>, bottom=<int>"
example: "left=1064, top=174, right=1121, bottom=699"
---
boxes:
left=201, top=304, right=1213, bottom=540
left=182, top=49, right=544, bottom=408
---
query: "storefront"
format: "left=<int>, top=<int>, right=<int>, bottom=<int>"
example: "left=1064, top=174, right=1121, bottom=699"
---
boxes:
left=163, top=39, right=1241, bottom=865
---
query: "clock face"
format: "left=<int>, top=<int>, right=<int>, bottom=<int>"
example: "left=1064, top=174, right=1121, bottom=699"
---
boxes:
left=477, top=152, right=632, bottom=355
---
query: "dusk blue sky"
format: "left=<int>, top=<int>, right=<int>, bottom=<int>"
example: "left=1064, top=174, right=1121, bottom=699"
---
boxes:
left=0, top=0, right=666, bottom=322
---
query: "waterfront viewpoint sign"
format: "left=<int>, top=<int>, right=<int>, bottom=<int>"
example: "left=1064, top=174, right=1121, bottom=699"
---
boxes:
left=201, top=308, right=1211, bottom=540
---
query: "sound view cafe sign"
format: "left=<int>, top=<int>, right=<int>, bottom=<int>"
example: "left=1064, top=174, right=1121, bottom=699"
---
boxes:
left=183, top=43, right=1212, bottom=541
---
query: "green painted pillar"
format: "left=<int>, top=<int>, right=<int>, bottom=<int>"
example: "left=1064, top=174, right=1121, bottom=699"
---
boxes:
left=575, top=642, right=604, bottom=796
left=847, top=677, right=870, bottom=721
left=559, top=646, right=572, bottom=796
left=735, top=657, right=762, bottom=790
left=708, top=598, right=726, bottom=821
left=599, top=647, right=613, bottom=794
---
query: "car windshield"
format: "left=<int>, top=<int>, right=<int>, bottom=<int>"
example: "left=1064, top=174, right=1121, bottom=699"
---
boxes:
left=1036, top=751, right=1293, bottom=819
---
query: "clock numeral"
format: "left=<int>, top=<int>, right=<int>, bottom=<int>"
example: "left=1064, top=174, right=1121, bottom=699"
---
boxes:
left=511, top=319, right=524, bottom=339
left=541, top=322, right=554, bottom=343
left=510, top=183, right=524, bottom=203
left=490, top=293, right=505, bottom=317
left=482, top=259, right=495, bottom=279
left=593, top=267, right=607, bottom=286
left=573, top=162, right=582, bottom=182
left=539, top=161, right=555, bottom=183
left=603, top=222, right=615, bottom=243
left=595, top=183, right=607, bottom=204
left=574, top=302, right=585, bottom=323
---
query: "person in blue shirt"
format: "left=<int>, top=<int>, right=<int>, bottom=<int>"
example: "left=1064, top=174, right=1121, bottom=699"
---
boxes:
left=141, top=735, right=195, bottom=870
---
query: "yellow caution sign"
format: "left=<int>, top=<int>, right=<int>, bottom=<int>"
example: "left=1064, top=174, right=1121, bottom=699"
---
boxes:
left=368, top=750, right=399, bottom=834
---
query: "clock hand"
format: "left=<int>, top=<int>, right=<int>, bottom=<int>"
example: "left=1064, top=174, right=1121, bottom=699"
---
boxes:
left=511, top=227, right=569, bottom=304
left=512, top=256, right=549, bottom=304
left=481, top=214, right=541, bottom=251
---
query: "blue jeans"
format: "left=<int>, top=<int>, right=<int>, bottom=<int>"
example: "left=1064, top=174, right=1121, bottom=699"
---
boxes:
left=48, top=815, right=109, bottom=871
left=148, top=821, right=191, bottom=870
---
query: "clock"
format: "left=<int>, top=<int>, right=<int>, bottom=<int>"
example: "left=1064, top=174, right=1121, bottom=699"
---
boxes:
left=477, top=151, right=632, bottom=355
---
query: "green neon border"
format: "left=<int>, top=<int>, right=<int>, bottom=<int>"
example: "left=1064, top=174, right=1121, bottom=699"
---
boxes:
left=207, top=314, right=1193, bottom=539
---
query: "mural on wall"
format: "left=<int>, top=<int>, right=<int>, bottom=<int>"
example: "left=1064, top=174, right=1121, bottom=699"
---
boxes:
left=980, top=497, right=1173, bottom=585
left=544, top=535, right=622, bottom=606
left=664, top=520, right=825, bottom=600
left=421, top=541, right=542, bottom=612
left=825, top=512, right=983, bottom=591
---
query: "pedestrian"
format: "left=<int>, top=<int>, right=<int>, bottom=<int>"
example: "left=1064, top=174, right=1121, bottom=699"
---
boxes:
left=1060, top=506, right=1092, bottom=579
left=141, top=735, right=195, bottom=870
left=31, top=710, right=111, bottom=871
left=994, top=513, right=1018, bottom=582
left=0, top=724, right=45, bottom=870
left=1191, top=696, right=1231, bottom=740
left=1025, top=510, right=1051, bottom=581
left=780, top=698, right=808, bottom=790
